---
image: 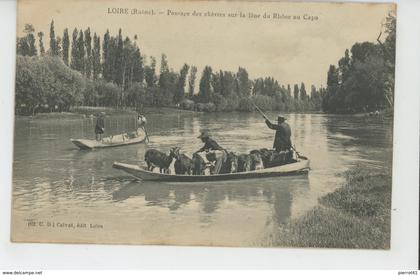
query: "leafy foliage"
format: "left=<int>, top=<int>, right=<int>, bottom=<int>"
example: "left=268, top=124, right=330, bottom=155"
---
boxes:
left=322, top=11, right=396, bottom=114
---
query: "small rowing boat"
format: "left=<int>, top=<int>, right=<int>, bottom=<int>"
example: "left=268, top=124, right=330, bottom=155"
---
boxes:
left=71, top=129, right=146, bottom=150
left=112, top=155, right=310, bottom=183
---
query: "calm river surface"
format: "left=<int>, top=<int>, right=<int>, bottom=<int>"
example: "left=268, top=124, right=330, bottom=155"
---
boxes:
left=12, top=112, right=393, bottom=246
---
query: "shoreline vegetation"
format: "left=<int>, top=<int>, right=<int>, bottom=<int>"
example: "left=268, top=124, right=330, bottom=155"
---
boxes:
left=15, top=11, right=394, bottom=117
left=16, top=104, right=327, bottom=122
left=21, top=105, right=390, bottom=121
left=266, top=164, right=392, bottom=249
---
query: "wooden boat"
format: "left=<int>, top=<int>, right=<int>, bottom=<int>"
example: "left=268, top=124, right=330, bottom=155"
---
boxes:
left=71, top=129, right=146, bottom=150
left=112, top=155, right=310, bottom=182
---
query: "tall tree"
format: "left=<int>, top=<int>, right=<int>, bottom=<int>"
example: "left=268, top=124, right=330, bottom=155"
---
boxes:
left=382, top=10, right=396, bottom=107
left=198, top=66, right=213, bottom=103
left=62, top=28, right=70, bottom=65
left=299, top=82, right=307, bottom=101
left=338, top=49, right=351, bottom=84
left=17, top=24, right=37, bottom=56
left=188, top=65, right=197, bottom=98
left=380, top=10, right=396, bottom=63
left=84, top=27, right=92, bottom=78
left=236, top=67, right=251, bottom=97
left=157, top=54, right=176, bottom=105
left=174, top=64, right=190, bottom=103
left=37, top=32, right=45, bottom=55
left=49, top=20, right=58, bottom=56
left=322, top=65, right=339, bottom=112
left=77, top=30, right=85, bottom=73
left=287, top=84, right=292, bottom=98
left=211, top=71, right=223, bottom=95
left=56, top=36, right=62, bottom=56
left=102, top=30, right=110, bottom=81
left=114, top=28, right=124, bottom=85
left=26, top=24, right=37, bottom=56
left=221, top=71, right=236, bottom=97
left=131, top=48, right=144, bottom=84
left=70, top=28, right=78, bottom=70
left=92, top=33, right=101, bottom=80
left=310, top=85, right=317, bottom=98
left=158, top=54, right=169, bottom=90
left=144, top=56, right=157, bottom=88
left=293, top=84, right=299, bottom=100
left=121, top=37, right=132, bottom=90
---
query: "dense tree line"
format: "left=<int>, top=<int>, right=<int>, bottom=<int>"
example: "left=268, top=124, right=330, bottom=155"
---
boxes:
left=16, top=20, right=324, bottom=115
left=322, top=11, right=396, bottom=114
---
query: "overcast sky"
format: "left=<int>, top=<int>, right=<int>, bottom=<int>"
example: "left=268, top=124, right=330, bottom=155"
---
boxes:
left=17, top=0, right=394, bottom=88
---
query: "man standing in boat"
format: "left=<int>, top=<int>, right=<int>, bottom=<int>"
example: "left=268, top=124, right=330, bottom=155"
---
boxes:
left=95, top=112, right=105, bottom=141
left=137, top=113, right=149, bottom=142
left=265, top=115, right=293, bottom=164
left=195, top=130, right=226, bottom=174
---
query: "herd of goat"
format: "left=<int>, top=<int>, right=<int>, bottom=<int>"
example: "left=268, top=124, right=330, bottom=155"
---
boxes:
left=144, top=147, right=293, bottom=175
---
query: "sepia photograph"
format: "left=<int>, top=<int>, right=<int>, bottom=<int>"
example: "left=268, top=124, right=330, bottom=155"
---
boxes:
left=12, top=0, right=396, bottom=249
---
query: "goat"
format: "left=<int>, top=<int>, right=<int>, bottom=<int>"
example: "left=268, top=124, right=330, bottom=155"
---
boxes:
left=249, top=150, right=264, bottom=170
left=144, top=148, right=176, bottom=174
left=237, top=154, right=252, bottom=172
left=173, top=147, right=193, bottom=175
left=258, top=148, right=275, bottom=168
left=192, top=153, right=206, bottom=175
left=219, top=152, right=238, bottom=174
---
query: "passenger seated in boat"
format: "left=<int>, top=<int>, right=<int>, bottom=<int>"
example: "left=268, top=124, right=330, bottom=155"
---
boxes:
left=128, top=131, right=138, bottom=139
left=137, top=114, right=147, bottom=130
left=95, top=112, right=105, bottom=141
left=194, top=130, right=227, bottom=174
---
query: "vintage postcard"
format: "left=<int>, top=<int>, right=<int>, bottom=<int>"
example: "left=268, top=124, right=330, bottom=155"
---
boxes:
left=12, top=0, right=396, bottom=248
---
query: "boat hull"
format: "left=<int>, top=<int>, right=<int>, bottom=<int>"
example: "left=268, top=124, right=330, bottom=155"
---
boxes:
left=112, top=156, right=310, bottom=183
left=71, top=130, right=146, bottom=150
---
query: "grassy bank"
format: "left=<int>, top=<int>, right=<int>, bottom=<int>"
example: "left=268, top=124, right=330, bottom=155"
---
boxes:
left=267, top=164, right=392, bottom=249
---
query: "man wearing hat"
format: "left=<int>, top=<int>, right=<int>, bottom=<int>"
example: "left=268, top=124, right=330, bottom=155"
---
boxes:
left=265, top=115, right=292, bottom=152
left=195, top=130, right=226, bottom=174
left=95, top=112, right=105, bottom=141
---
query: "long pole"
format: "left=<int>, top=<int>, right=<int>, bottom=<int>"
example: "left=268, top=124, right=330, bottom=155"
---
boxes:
left=251, top=101, right=269, bottom=120
left=144, top=126, right=150, bottom=143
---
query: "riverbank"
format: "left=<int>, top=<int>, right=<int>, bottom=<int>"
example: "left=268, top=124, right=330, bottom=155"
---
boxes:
left=21, top=106, right=203, bottom=119
left=267, top=164, right=392, bottom=249
left=22, top=105, right=327, bottom=120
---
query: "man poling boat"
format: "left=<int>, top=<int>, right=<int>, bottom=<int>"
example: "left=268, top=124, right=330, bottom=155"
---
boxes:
left=252, top=101, right=300, bottom=159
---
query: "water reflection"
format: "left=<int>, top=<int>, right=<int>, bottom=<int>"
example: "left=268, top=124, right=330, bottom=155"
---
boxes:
left=112, top=175, right=308, bottom=226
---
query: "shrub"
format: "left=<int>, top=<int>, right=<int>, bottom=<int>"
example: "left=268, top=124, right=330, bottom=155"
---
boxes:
left=253, top=94, right=275, bottom=111
left=180, top=99, right=195, bottom=110
left=15, top=55, right=85, bottom=115
left=195, top=102, right=216, bottom=112
left=237, top=97, right=254, bottom=112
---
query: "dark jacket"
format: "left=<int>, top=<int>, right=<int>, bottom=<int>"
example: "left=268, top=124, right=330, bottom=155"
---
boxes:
left=265, top=119, right=291, bottom=151
left=95, top=117, right=105, bottom=134
left=197, top=137, right=224, bottom=153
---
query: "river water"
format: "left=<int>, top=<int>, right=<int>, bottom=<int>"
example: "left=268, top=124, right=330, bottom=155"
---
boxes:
left=12, top=112, right=393, bottom=246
